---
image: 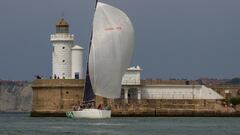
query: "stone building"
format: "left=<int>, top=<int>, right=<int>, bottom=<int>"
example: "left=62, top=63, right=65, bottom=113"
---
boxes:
left=121, top=66, right=223, bottom=103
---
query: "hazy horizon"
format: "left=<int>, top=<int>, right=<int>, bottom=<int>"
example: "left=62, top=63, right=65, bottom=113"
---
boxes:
left=0, top=0, right=240, bottom=80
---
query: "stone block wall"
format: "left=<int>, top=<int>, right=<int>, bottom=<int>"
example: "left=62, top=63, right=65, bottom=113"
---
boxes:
left=111, top=99, right=220, bottom=116
left=31, top=79, right=84, bottom=116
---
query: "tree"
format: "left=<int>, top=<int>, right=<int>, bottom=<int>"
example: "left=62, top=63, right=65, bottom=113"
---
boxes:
left=227, top=77, right=240, bottom=85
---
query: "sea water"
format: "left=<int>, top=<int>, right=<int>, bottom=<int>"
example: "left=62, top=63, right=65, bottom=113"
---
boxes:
left=0, top=113, right=240, bottom=135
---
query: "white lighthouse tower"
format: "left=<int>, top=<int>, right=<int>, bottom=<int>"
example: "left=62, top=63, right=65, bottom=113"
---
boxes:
left=50, top=18, right=74, bottom=79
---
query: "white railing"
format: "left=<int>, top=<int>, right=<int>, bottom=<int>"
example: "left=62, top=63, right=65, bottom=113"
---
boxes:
left=142, top=93, right=195, bottom=100
left=121, top=80, right=141, bottom=85
left=50, top=34, right=74, bottom=41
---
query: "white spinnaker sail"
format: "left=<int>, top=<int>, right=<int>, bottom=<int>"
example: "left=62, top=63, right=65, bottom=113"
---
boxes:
left=89, top=2, right=134, bottom=98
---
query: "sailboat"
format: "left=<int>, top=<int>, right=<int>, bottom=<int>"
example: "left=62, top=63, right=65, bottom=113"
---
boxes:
left=66, top=1, right=134, bottom=118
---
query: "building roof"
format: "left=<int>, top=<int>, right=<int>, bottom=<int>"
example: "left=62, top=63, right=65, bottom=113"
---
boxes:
left=72, top=45, right=84, bottom=50
left=141, top=79, right=198, bottom=85
left=56, top=18, right=69, bottom=27
left=127, top=66, right=142, bottom=71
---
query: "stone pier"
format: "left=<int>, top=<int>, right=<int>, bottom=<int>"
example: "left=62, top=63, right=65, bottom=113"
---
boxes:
left=31, top=79, right=84, bottom=117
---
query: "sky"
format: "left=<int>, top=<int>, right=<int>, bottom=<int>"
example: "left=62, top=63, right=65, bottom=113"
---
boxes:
left=0, top=0, right=240, bottom=80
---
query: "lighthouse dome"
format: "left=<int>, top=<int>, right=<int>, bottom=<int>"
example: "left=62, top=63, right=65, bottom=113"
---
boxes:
left=56, top=18, right=69, bottom=27
left=56, top=18, right=69, bottom=33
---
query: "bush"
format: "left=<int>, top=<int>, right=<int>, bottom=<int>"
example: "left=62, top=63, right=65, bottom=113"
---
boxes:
left=229, top=97, right=240, bottom=105
left=227, top=78, right=240, bottom=85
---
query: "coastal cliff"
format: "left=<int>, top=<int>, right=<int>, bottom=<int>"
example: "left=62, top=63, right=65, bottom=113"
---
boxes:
left=0, top=80, right=32, bottom=112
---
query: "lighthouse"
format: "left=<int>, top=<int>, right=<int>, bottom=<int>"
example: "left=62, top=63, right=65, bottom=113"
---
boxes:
left=50, top=18, right=84, bottom=79
left=50, top=18, right=74, bottom=79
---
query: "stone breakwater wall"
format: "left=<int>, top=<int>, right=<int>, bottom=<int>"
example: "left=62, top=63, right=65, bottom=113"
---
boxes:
left=2, top=79, right=239, bottom=117
left=30, top=79, right=240, bottom=117
left=111, top=99, right=240, bottom=117
left=31, top=98, right=240, bottom=117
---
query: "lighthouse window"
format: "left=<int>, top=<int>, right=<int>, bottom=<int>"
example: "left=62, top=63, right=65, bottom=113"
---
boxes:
left=62, top=47, right=65, bottom=49
left=62, top=60, right=65, bottom=63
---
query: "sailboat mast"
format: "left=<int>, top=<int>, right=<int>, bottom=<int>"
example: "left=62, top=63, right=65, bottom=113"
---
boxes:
left=95, top=0, right=99, bottom=8
left=83, top=0, right=99, bottom=102
left=89, top=0, right=98, bottom=53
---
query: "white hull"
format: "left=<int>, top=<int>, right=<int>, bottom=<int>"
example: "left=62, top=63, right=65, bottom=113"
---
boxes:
left=66, top=109, right=111, bottom=119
